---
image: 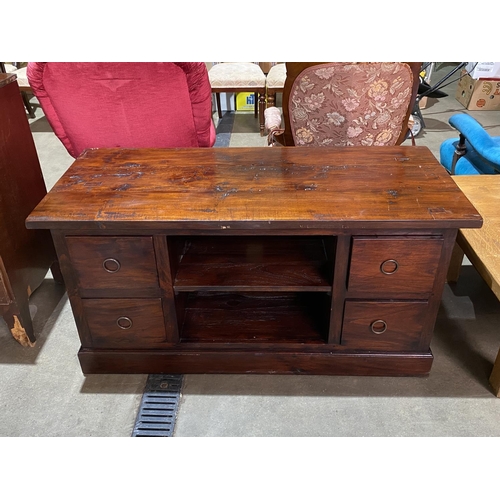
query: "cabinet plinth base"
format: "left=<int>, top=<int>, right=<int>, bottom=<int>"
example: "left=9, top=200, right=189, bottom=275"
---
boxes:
left=78, top=348, right=433, bottom=376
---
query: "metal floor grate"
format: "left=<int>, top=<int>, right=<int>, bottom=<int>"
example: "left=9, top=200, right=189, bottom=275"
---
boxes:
left=132, top=374, right=183, bottom=437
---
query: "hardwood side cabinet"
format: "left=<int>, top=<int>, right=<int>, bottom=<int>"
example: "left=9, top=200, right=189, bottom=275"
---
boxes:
left=26, top=147, right=482, bottom=374
left=0, top=74, right=58, bottom=346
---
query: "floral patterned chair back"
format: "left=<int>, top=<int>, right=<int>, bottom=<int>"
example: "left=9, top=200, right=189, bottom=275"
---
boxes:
left=278, top=62, right=420, bottom=147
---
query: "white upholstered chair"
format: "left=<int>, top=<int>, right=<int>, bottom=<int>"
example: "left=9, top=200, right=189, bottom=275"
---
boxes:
left=266, top=63, right=286, bottom=108
left=208, top=62, right=266, bottom=135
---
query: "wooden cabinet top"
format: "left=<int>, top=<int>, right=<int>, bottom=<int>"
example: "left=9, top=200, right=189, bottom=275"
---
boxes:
left=0, top=73, right=17, bottom=89
left=26, top=146, right=482, bottom=231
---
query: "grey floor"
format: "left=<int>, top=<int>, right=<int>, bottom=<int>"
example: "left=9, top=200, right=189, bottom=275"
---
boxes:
left=1, top=63, right=499, bottom=437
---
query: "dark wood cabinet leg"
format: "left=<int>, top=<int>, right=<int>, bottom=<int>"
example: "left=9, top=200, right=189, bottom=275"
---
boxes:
left=446, top=241, right=464, bottom=283
left=50, top=260, right=64, bottom=285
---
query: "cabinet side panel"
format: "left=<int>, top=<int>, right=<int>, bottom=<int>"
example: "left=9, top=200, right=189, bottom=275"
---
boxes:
left=0, top=257, right=12, bottom=305
left=0, top=78, right=56, bottom=306
left=51, top=231, right=93, bottom=347
left=419, top=229, right=458, bottom=350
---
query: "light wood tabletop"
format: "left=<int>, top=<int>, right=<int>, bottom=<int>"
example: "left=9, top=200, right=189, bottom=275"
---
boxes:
left=448, top=175, right=500, bottom=396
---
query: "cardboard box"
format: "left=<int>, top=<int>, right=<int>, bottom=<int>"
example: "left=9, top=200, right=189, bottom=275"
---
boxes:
left=455, top=71, right=500, bottom=111
left=465, top=62, right=500, bottom=79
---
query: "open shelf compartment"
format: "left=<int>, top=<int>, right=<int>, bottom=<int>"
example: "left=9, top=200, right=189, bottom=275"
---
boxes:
left=177, top=291, right=331, bottom=344
left=170, top=236, right=334, bottom=292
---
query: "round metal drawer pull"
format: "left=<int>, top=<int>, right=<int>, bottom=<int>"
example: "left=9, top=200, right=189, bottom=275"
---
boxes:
left=116, top=316, right=133, bottom=330
left=380, top=259, right=399, bottom=275
left=370, top=320, right=387, bottom=335
left=103, top=258, right=121, bottom=273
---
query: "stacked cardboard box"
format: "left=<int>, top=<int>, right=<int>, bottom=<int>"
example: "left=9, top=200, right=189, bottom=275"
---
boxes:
left=456, top=65, right=500, bottom=111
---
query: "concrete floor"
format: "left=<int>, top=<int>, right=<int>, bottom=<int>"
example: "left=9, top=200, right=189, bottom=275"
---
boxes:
left=1, top=63, right=499, bottom=437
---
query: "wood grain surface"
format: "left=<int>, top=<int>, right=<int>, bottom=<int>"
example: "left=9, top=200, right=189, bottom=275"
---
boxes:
left=25, top=146, right=484, bottom=376
left=451, top=175, right=500, bottom=300
left=1, top=72, right=57, bottom=345
left=26, top=147, right=482, bottom=231
left=450, top=175, right=500, bottom=396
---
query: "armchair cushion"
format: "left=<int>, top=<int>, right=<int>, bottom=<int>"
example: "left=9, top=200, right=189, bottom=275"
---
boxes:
left=266, top=63, right=286, bottom=89
left=208, top=63, right=266, bottom=88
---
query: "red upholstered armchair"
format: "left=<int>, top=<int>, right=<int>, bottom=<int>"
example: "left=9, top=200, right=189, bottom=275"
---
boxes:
left=27, top=62, right=216, bottom=158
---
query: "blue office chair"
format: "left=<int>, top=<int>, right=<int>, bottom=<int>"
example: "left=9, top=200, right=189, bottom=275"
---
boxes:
left=440, top=113, right=500, bottom=175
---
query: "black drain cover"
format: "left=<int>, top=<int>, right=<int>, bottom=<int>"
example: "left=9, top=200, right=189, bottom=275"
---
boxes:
left=132, top=374, right=183, bottom=437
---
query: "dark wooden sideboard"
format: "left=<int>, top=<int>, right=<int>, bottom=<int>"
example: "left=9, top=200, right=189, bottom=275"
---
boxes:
left=0, top=73, right=58, bottom=346
left=26, top=146, right=482, bottom=375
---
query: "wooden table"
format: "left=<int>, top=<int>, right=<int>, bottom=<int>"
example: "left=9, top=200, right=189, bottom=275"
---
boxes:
left=26, top=146, right=481, bottom=376
left=447, top=175, right=500, bottom=396
left=0, top=73, right=58, bottom=346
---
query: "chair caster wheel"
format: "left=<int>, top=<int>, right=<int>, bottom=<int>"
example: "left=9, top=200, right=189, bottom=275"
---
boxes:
left=408, top=114, right=423, bottom=138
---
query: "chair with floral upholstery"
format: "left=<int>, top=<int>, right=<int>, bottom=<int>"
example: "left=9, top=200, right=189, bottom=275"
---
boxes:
left=264, top=62, right=421, bottom=147
left=208, top=62, right=267, bottom=135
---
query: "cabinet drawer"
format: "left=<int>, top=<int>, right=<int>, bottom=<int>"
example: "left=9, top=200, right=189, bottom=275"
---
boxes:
left=66, top=237, right=160, bottom=296
left=348, top=237, right=443, bottom=296
left=82, top=298, right=167, bottom=348
left=341, top=300, right=428, bottom=351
